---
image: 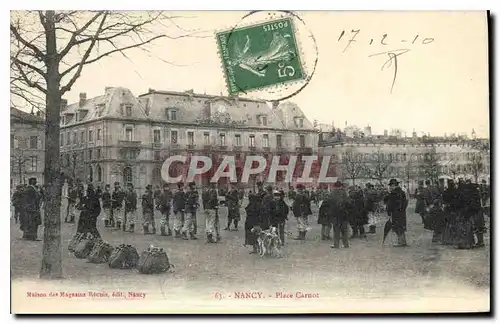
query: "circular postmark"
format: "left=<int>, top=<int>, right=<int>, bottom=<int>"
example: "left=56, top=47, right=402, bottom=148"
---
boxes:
left=216, top=11, right=319, bottom=104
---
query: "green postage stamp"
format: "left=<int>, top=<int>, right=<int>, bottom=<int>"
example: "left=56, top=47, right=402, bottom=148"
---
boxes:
left=216, top=17, right=305, bottom=95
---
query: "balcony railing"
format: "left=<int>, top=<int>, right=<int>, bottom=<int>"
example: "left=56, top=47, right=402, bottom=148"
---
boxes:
left=249, top=146, right=256, bottom=152
left=234, top=146, right=242, bottom=151
left=152, top=142, right=162, bottom=148
left=203, top=144, right=212, bottom=150
left=218, top=145, right=228, bottom=151
left=187, top=144, right=196, bottom=150
left=263, top=147, right=271, bottom=152
left=296, top=147, right=313, bottom=155
left=118, top=140, right=142, bottom=148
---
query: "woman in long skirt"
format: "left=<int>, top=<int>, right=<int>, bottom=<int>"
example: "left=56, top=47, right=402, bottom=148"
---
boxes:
left=76, top=184, right=102, bottom=239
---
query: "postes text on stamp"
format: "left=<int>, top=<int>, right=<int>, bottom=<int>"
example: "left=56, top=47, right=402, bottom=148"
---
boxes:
left=217, top=17, right=305, bottom=95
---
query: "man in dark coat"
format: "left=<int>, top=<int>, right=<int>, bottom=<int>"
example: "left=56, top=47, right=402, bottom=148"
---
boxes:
left=21, top=178, right=42, bottom=240
left=141, top=184, right=156, bottom=235
left=158, top=184, right=173, bottom=236
left=245, top=192, right=261, bottom=253
left=124, top=183, right=138, bottom=232
left=442, top=180, right=460, bottom=245
left=318, top=188, right=333, bottom=240
left=182, top=182, right=199, bottom=240
left=203, top=183, right=220, bottom=243
left=101, top=184, right=112, bottom=227
left=456, top=180, right=484, bottom=249
left=12, top=185, right=23, bottom=224
left=172, top=182, right=186, bottom=238
left=364, top=183, right=377, bottom=234
left=271, top=190, right=289, bottom=246
left=292, top=184, right=310, bottom=241
left=75, top=183, right=102, bottom=239
left=111, top=182, right=125, bottom=229
left=225, top=183, right=241, bottom=231
left=414, top=181, right=426, bottom=224
left=385, top=179, right=408, bottom=247
left=349, top=186, right=367, bottom=238
left=330, top=181, right=350, bottom=248
left=260, top=185, right=275, bottom=232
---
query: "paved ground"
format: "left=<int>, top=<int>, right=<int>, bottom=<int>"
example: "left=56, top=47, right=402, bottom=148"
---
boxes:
left=11, top=200, right=490, bottom=313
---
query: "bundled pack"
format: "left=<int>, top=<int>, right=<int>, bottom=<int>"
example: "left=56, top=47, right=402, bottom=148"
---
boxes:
left=87, top=241, right=114, bottom=264
left=68, top=233, right=86, bottom=252
left=137, top=245, right=173, bottom=274
left=74, top=233, right=98, bottom=259
left=108, top=244, right=140, bottom=269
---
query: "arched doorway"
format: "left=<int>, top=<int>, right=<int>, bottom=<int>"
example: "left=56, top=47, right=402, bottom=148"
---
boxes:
left=96, top=165, right=102, bottom=182
left=123, top=166, right=133, bottom=185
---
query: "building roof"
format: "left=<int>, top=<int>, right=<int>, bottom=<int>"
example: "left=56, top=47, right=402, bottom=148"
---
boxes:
left=11, top=107, right=44, bottom=124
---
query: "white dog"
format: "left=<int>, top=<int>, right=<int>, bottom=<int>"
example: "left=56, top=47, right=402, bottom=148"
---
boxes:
left=251, top=226, right=283, bottom=258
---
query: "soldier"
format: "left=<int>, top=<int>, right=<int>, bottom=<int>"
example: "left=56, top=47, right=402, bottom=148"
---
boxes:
left=112, top=182, right=125, bottom=229
left=172, top=182, right=186, bottom=238
left=203, top=182, right=220, bottom=243
left=260, top=185, right=274, bottom=231
left=95, top=185, right=103, bottom=199
left=101, top=184, right=112, bottom=227
left=330, top=181, right=350, bottom=248
left=292, top=184, right=310, bottom=241
left=182, top=182, right=199, bottom=240
left=66, top=183, right=78, bottom=223
left=21, top=178, right=42, bottom=240
left=271, top=190, right=289, bottom=246
left=124, top=183, right=138, bottom=232
left=158, top=183, right=173, bottom=236
left=318, top=187, right=332, bottom=240
left=142, top=184, right=156, bottom=235
left=225, top=183, right=240, bottom=231
left=385, top=179, right=409, bottom=247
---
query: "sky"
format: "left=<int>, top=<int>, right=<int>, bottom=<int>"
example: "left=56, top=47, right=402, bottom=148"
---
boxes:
left=14, top=11, right=490, bottom=138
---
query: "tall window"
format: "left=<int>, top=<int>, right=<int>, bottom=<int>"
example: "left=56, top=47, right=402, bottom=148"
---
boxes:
left=167, top=109, right=177, bottom=121
left=60, top=134, right=63, bottom=147
left=187, top=132, right=194, bottom=145
left=235, top=134, right=241, bottom=146
left=123, top=167, right=133, bottom=184
left=154, top=150, right=161, bottom=161
left=88, top=166, right=93, bottom=182
left=276, top=134, right=282, bottom=148
left=80, top=131, right=85, bottom=142
left=88, top=149, right=93, bottom=160
left=97, top=129, right=101, bottom=140
left=249, top=135, right=255, bottom=147
left=204, top=132, right=210, bottom=145
left=31, top=156, right=37, bottom=172
left=153, top=129, right=161, bottom=143
left=219, top=134, right=226, bottom=146
left=73, top=132, right=77, bottom=144
left=29, top=136, right=37, bottom=149
left=262, top=116, right=268, bottom=126
left=299, top=135, right=305, bottom=147
left=66, top=132, right=70, bottom=145
left=171, top=130, right=178, bottom=144
left=125, top=127, right=133, bottom=141
left=96, top=165, right=102, bottom=182
left=88, top=129, right=93, bottom=141
left=262, top=134, right=269, bottom=147
left=125, top=105, right=132, bottom=117
left=97, top=148, right=101, bottom=159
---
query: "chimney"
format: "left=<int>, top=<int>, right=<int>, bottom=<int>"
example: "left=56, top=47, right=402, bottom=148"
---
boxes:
left=61, top=99, right=68, bottom=111
left=30, top=106, right=34, bottom=115
left=79, top=92, right=87, bottom=107
left=383, top=129, right=388, bottom=137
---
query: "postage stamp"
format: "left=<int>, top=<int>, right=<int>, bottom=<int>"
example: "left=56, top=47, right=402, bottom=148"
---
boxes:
left=216, top=17, right=306, bottom=95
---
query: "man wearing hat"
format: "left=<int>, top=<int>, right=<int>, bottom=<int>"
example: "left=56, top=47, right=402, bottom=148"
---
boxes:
left=203, top=182, right=220, bottom=243
left=330, top=180, right=350, bottom=248
left=385, top=179, right=409, bottom=247
left=142, top=184, right=156, bottom=235
left=182, top=182, right=199, bottom=240
left=172, top=182, right=186, bottom=238
left=225, top=182, right=241, bottom=231
left=111, top=182, right=125, bottom=229
left=271, top=189, right=289, bottom=246
left=292, top=184, right=310, bottom=240
left=124, top=183, right=138, bottom=232
left=259, top=185, right=275, bottom=231
left=158, top=183, right=173, bottom=236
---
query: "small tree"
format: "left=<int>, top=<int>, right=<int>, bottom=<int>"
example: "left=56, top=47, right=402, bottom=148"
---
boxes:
left=468, top=152, right=485, bottom=183
left=340, top=150, right=365, bottom=185
left=420, top=147, right=440, bottom=183
left=364, top=148, right=393, bottom=184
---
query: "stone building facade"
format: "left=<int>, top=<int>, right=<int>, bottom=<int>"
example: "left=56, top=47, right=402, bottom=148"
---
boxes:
left=319, top=132, right=490, bottom=191
left=10, top=107, right=46, bottom=188
left=59, top=87, right=319, bottom=192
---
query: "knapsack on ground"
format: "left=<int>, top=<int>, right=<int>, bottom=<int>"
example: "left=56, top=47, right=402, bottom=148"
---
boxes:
left=74, top=233, right=98, bottom=259
left=68, top=233, right=85, bottom=252
left=137, top=245, right=173, bottom=274
left=108, top=244, right=140, bottom=269
left=87, top=241, right=114, bottom=264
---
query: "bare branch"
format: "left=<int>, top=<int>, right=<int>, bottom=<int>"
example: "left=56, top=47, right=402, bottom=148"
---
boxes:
left=58, top=11, right=105, bottom=59
left=10, top=22, right=46, bottom=61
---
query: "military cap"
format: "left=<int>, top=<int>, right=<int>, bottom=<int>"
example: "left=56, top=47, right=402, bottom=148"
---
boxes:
left=389, top=179, right=399, bottom=186
left=114, top=181, right=120, bottom=186
left=146, top=184, right=152, bottom=190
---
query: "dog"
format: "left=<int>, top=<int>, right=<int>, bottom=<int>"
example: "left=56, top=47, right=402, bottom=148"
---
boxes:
left=251, top=226, right=283, bottom=258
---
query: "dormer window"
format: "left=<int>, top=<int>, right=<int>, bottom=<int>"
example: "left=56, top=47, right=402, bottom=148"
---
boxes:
left=165, top=108, right=177, bottom=121
left=294, top=117, right=304, bottom=128
left=257, top=114, right=268, bottom=126
left=120, top=103, right=132, bottom=117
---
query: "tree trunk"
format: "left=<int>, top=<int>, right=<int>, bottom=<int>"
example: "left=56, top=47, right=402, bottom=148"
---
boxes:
left=40, top=11, right=63, bottom=279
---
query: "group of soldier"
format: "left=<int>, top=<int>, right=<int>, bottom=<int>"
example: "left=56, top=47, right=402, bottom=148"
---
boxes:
left=11, top=177, right=44, bottom=241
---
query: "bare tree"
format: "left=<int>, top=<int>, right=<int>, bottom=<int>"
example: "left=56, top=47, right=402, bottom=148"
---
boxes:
left=340, top=150, right=365, bottom=185
left=364, top=148, right=393, bottom=184
left=467, top=152, right=485, bottom=183
left=11, top=10, right=207, bottom=279
left=11, top=136, right=31, bottom=185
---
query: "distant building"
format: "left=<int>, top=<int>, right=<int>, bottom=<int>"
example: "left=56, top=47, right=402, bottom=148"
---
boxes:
left=59, top=87, right=319, bottom=191
left=319, top=130, right=490, bottom=191
left=10, top=107, right=45, bottom=188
